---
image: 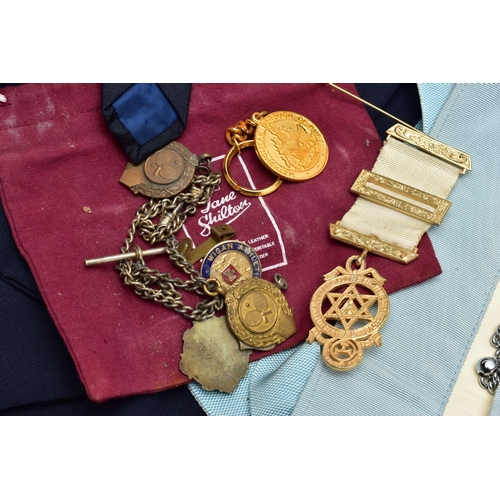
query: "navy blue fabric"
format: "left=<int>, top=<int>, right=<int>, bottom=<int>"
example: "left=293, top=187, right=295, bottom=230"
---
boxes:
left=0, top=200, right=87, bottom=410
left=355, top=83, right=422, bottom=138
left=112, top=83, right=179, bottom=146
left=0, top=200, right=206, bottom=415
left=102, top=83, right=191, bottom=165
left=0, top=83, right=421, bottom=415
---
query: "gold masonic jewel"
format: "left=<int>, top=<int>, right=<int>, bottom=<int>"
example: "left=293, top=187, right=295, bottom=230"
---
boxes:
left=308, top=84, right=472, bottom=372
left=225, top=278, right=297, bottom=350
left=223, top=111, right=329, bottom=196
left=308, top=253, right=390, bottom=370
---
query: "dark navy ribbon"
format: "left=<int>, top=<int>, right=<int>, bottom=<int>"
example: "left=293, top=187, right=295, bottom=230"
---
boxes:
left=102, top=83, right=191, bottom=165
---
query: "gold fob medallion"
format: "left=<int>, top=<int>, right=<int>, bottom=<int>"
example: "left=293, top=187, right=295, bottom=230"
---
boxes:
left=308, top=255, right=390, bottom=370
left=254, top=111, right=329, bottom=182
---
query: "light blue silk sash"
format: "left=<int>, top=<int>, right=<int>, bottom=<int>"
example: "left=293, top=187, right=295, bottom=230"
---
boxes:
left=189, top=84, right=500, bottom=416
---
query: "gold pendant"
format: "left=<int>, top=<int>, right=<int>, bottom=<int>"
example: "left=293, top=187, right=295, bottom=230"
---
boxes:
left=308, top=254, right=390, bottom=370
left=225, top=278, right=297, bottom=350
left=180, top=316, right=251, bottom=393
left=254, top=111, right=329, bottom=182
left=223, top=110, right=329, bottom=197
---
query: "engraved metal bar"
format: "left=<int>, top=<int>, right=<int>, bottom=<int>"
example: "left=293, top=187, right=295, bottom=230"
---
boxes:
left=386, top=124, right=471, bottom=174
left=350, top=169, right=452, bottom=225
left=329, top=222, right=419, bottom=264
left=327, top=84, right=471, bottom=175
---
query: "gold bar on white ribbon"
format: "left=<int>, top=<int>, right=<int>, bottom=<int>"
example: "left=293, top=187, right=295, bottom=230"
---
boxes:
left=386, top=124, right=471, bottom=174
left=350, top=169, right=452, bottom=225
left=330, top=222, right=419, bottom=264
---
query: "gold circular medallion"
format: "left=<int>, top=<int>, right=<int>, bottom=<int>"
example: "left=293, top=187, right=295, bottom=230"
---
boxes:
left=254, top=111, right=329, bottom=182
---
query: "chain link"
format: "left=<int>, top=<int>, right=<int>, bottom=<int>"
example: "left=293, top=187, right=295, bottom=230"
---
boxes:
left=477, top=324, right=500, bottom=395
left=225, top=111, right=268, bottom=151
left=116, top=157, right=225, bottom=321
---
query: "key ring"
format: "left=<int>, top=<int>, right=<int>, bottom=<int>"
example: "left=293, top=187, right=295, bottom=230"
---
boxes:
left=223, top=110, right=329, bottom=197
left=223, top=139, right=283, bottom=197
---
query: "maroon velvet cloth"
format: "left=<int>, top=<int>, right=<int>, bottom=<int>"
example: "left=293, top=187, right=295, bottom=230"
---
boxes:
left=0, top=84, right=441, bottom=402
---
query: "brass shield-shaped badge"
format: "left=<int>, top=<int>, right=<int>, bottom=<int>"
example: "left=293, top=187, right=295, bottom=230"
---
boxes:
left=225, top=278, right=297, bottom=350
left=180, top=316, right=251, bottom=393
left=119, top=141, right=197, bottom=198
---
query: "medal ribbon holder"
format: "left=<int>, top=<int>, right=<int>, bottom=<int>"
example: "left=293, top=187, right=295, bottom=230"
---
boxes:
left=330, top=123, right=471, bottom=263
left=328, top=84, right=471, bottom=264
left=307, top=84, right=472, bottom=371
